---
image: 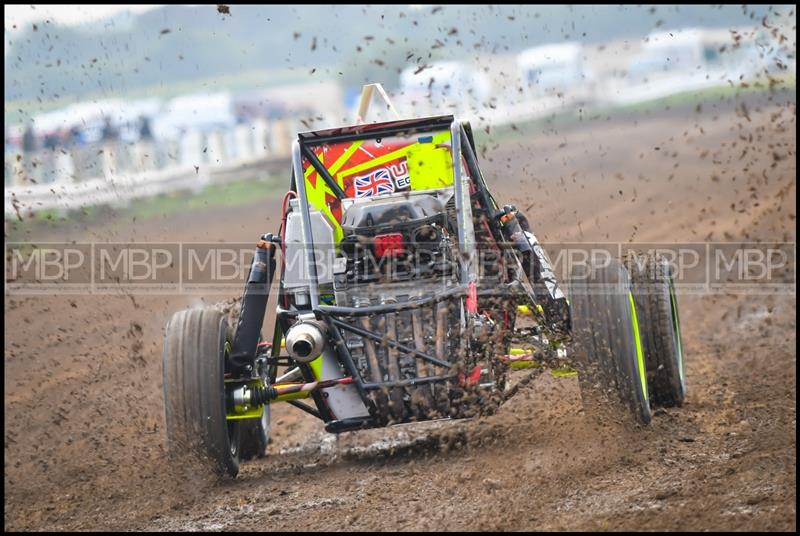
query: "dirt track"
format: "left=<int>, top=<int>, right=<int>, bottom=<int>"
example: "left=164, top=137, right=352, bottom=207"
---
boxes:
left=4, top=91, right=796, bottom=531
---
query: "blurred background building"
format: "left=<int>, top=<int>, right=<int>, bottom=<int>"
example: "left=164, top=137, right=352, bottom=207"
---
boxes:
left=4, top=5, right=795, bottom=214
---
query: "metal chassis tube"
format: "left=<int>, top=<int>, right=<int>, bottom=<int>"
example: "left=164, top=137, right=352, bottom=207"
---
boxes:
left=279, top=116, right=519, bottom=425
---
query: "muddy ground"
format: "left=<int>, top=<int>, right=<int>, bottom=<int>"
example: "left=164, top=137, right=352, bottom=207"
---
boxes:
left=4, top=91, right=796, bottom=531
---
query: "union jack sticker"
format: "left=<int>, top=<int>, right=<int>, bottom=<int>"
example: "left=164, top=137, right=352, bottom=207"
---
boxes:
left=354, top=168, right=396, bottom=198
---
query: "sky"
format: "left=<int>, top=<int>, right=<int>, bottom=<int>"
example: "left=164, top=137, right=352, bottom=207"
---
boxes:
left=3, top=4, right=162, bottom=32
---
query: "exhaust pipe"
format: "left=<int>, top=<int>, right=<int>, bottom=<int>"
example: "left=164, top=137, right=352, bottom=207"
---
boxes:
left=285, top=320, right=326, bottom=362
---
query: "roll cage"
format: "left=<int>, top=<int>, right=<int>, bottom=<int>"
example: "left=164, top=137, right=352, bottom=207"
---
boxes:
left=250, top=114, right=546, bottom=431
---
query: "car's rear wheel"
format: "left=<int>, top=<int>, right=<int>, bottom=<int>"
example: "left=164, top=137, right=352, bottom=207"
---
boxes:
left=625, top=253, right=686, bottom=407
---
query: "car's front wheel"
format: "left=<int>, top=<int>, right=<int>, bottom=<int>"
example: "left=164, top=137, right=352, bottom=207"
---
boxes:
left=163, top=307, right=241, bottom=477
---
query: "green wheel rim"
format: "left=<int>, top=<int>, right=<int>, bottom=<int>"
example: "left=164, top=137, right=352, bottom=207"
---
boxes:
left=628, top=291, right=648, bottom=402
left=669, top=281, right=686, bottom=390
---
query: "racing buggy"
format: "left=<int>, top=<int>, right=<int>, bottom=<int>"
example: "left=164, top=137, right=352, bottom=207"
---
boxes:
left=162, top=85, right=686, bottom=477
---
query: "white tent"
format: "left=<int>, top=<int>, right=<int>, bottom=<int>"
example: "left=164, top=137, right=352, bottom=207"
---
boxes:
left=516, top=42, right=588, bottom=96
left=400, top=61, right=491, bottom=101
left=152, top=92, right=235, bottom=140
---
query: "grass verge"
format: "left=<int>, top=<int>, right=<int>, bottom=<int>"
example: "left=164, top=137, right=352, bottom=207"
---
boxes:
left=5, top=175, right=282, bottom=241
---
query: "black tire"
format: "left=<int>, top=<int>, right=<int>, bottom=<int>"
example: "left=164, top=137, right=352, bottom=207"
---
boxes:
left=163, top=307, right=240, bottom=477
left=239, top=402, right=270, bottom=460
left=625, top=253, right=686, bottom=407
left=570, top=258, right=652, bottom=424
